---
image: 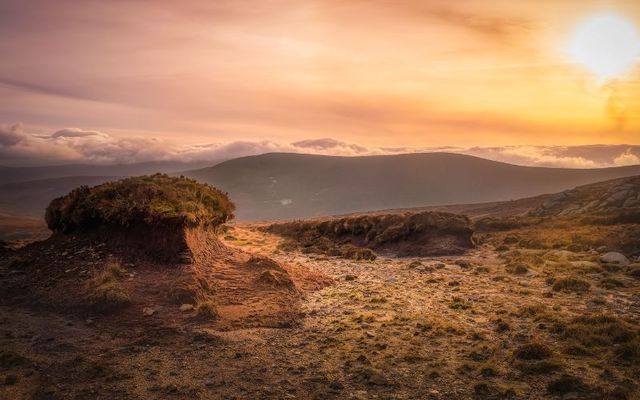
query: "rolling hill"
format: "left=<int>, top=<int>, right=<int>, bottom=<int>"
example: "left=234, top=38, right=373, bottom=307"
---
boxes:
left=183, top=152, right=640, bottom=220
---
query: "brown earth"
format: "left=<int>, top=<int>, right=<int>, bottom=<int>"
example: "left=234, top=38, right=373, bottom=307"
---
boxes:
left=2, top=213, right=639, bottom=399
left=265, top=211, right=474, bottom=259
left=1, top=176, right=640, bottom=399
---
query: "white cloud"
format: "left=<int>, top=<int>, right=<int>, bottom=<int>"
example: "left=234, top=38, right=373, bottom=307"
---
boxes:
left=613, top=149, right=640, bottom=166
left=1, top=123, right=640, bottom=169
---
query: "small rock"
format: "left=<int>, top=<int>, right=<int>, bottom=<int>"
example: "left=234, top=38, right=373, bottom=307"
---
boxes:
left=179, top=304, right=194, bottom=312
left=143, top=307, right=155, bottom=316
left=344, top=274, right=357, bottom=281
left=600, top=252, right=630, bottom=266
left=365, top=331, right=376, bottom=338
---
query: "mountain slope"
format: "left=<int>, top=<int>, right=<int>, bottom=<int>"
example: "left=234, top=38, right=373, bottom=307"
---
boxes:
left=183, top=152, right=640, bottom=220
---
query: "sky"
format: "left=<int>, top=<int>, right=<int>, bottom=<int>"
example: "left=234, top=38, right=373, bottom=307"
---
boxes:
left=1, top=0, right=640, bottom=167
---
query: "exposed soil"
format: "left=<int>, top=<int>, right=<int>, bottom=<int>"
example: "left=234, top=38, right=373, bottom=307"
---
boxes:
left=2, top=217, right=639, bottom=399
left=266, top=211, right=474, bottom=259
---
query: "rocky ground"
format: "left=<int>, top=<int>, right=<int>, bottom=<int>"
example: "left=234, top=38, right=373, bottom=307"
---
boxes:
left=2, top=220, right=639, bottom=399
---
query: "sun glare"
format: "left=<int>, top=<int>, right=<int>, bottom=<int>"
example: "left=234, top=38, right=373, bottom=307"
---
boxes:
left=567, top=13, right=640, bottom=82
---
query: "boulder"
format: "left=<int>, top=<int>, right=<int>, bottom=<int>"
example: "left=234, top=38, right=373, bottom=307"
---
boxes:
left=599, top=252, right=630, bottom=267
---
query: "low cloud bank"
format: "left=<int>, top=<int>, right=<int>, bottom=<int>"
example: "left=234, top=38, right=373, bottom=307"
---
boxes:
left=1, top=123, right=639, bottom=168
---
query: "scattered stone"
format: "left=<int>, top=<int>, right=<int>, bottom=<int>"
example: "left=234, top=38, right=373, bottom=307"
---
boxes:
left=179, top=304, right=194, bottom=312
left=143, top=307, right=155, bottom=316
left=600, top=252, right=630, bottom=266
left=344, top=274, right=358, bottom=281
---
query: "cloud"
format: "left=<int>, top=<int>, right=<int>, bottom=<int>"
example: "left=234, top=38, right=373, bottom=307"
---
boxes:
left=51, top=128, right=109, bottom=139
left=0, top=123, right=26, bottom=146
left=1, top=123, right=640, bottom=169
left=291, top=138, right=369, bottom=154
left=420, top=5, right=531, bottom=41
left=613, top=149, right=640, bottom=166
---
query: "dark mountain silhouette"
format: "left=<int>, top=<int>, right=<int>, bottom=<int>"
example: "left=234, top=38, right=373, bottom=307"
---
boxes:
left=182, top=152, right=640, bottom=220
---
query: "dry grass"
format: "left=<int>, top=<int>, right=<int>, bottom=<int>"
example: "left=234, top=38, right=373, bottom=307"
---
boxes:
left=552, top=277, right=591, bottom=293
left=46, top=174, right=235, bottom=233
left=513, top=342, right=553, bottom=360
left=195, top=301, right=220, bottom=321
left=86, top=259, right=130, bottom=313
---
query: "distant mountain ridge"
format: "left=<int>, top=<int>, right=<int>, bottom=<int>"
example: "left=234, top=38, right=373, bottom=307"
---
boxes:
left=2, top=152, right=640, bottom=221
left=182, top=152, right=640, bottom=220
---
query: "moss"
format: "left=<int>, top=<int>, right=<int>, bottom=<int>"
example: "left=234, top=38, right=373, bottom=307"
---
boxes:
left=46, top=174, right=234, bottom=233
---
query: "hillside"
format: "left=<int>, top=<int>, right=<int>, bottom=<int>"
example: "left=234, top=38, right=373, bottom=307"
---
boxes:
left=531, top=175, right=640, bottom=217
left=183, top=152, right=640, bottom=220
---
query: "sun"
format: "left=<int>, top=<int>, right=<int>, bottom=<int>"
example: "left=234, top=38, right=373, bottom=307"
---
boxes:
left=567, top=13, right=640, bottom=82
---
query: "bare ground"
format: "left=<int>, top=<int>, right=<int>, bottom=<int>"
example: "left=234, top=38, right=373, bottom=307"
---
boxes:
left=1, top=223, right=640, bottom=399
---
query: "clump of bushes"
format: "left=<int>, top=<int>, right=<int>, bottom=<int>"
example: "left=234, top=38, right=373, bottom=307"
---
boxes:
left=86, top=260, right=130, bottom=313
left=46, top=174, right=235, bottom=233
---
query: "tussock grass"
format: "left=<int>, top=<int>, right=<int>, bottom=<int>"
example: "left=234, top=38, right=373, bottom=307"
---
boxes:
left=513, top=342, right=553, bottom=360
left=86, top=260, right=130, bottom=313
left=552, top=278, right=590, bottom=293
left=195, top=301, right=220, bottom=321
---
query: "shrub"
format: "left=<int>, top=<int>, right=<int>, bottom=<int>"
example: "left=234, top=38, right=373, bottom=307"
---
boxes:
left=46, top=174, right=234, bottom=233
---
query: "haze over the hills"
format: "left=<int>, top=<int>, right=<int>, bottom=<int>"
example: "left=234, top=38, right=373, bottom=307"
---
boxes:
left=2, top=152, right=640, bottom=220
left=0, top=160, right=213, bottom=185
left=183, top=152, right=640, bottom=220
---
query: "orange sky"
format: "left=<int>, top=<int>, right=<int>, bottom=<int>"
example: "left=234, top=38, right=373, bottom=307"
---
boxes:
left=0, top=0, right=639, bottom=152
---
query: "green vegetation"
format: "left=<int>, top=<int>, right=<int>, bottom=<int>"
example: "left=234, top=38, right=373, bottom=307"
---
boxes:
left=46, top=174, right=235, bottom=233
